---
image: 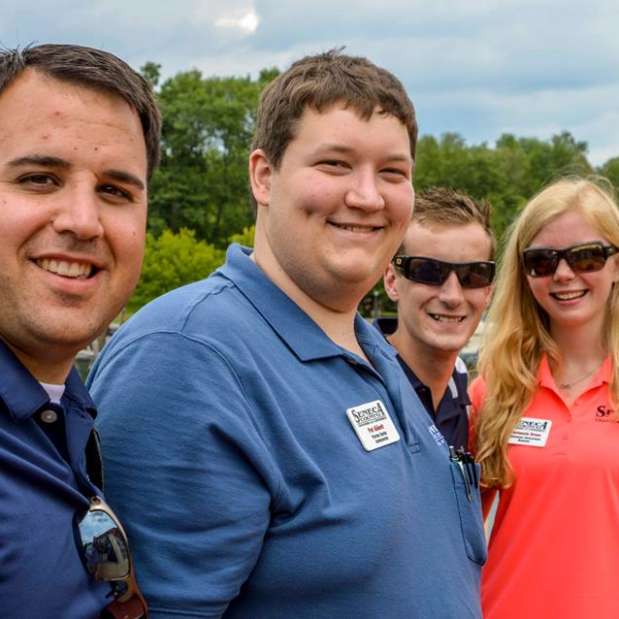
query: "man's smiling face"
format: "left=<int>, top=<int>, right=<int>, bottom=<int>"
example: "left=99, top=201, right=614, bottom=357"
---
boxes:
left=0, top=69, right=148, bottom=381
left=385, top=220, right=493, bottom=357
left=251, top=102, right=414, bottom=311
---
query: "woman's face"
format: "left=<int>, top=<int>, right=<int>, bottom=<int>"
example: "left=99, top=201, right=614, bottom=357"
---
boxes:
left=525, top=209, right=619, bottom=335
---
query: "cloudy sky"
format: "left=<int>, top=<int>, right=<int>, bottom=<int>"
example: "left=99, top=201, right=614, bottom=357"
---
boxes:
left=2, top=0, right=617, bottom=165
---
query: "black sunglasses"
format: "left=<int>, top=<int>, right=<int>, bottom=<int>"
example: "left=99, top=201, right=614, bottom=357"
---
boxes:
left=522, top=242, right=618, bottom=278
left=392, top=255, right=495, bottom=289
left=76, top=496, right=148, bottom=619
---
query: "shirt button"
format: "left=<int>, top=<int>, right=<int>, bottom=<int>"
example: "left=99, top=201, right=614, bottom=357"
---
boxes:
left=40, top=409, right=58, bottom=424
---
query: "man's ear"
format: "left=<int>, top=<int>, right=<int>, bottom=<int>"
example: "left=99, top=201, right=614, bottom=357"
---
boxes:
left=384, top=263, right=400, bottom=302
left=249, top=149, right=273, bottom=208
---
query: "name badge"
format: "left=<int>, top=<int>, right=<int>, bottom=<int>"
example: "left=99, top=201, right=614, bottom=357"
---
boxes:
left=508, top=417, right=552, bottom=447
left=346, top=400, right=400, bottom=452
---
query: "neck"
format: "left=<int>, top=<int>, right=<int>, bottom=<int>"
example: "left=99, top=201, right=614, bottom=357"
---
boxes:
left=388, top=329, right=457, bottom=409
left=2, top=338, right=72, bottom=384
left=551, top=322, right=607, bottom=369
left=251, top=247, right=366, bottom=359
left=549, top=322, right=607, bottom=391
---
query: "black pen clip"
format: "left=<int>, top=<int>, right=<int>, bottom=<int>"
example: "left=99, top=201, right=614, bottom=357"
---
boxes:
left=449, top=445, right=473, bottom=502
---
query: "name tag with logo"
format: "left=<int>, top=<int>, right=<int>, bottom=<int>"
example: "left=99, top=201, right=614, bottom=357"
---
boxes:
left=346, top=400, right=400, bottom=451
left=508, top=417, right=552, bottom=447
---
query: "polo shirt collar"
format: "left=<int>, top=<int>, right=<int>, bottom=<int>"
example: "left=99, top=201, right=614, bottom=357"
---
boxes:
left=538, top=353, right=612, bottom=390
left=0, top=338, right=96, bottom=423
left=219, top=244, right=352, bottom=361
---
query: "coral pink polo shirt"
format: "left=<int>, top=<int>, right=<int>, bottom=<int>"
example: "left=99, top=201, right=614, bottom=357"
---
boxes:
left=470, top=356, right=619, bottom=619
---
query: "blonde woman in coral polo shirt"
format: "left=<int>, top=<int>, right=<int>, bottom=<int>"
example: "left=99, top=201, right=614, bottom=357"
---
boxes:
left=470, top=176, right=619, bottom=619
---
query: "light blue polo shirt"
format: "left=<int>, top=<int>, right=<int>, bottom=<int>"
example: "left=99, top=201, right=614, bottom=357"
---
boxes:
left=89, top=244, right=485, bottom=619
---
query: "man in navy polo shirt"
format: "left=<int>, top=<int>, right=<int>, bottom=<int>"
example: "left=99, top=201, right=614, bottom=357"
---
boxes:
left=0, top=44, right=160, bottom=618
left=89, top=51, right=486, bottom=618
left=380, top=188, right=495, bottom=450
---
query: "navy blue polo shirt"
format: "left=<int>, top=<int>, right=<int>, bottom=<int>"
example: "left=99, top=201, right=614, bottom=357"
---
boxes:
left=0, top=340, right=110, bottom=619
left=373, top=317, right=471, bottom=450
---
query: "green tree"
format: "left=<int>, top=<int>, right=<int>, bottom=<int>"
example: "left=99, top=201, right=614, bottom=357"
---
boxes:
left=148, top=68, right=277, bottom=247
left=599, top=157, right=619, bottom=194
left=127, top=229, right=225, bottom=313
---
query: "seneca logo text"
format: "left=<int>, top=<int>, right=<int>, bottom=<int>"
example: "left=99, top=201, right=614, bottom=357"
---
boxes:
left=596, top=405, right=617, bottom=422
left=350, top=402, right=387, bottom=426
left=519, top=419, right=549, bottom=432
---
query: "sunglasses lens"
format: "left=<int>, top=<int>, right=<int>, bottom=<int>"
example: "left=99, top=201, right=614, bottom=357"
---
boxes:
left=567, top=246, right=607, bottom=272
left=407, top=258, right=448, bottom=285
left=78, top=509, right=130, bottom=580
left=457, top=262, right=495, bottom=288
left=523, top=250, right=557, bottom=277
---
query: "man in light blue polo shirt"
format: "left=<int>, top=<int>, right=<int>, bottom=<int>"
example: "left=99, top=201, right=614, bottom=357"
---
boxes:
left=89, top=50, right=485, bottom=618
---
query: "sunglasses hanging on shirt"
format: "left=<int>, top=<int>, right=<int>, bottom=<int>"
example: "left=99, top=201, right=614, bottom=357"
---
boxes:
left=75, top=495, right=148, bottom=619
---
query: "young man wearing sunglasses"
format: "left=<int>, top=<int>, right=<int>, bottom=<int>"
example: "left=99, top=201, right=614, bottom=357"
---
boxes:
left=89, top=52, right=485, bottom=618
left=381, top=188, right=495, bottom=450
left=0, top=44, right=160, bottom=619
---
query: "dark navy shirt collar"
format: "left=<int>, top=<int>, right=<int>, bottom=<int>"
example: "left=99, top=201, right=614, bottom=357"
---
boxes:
left=220, top=244, right=396, bottom=364
left=372, top=317, right=471, bottom=406
left=0, top=339, right=96, bottom=423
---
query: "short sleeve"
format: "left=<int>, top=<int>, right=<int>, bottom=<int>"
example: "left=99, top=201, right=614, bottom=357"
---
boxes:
left=88, top=331, right=283, bottom=618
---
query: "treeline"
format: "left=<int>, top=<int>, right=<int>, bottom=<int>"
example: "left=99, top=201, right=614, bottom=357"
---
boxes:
left=128, top=62, right=619, bottom=314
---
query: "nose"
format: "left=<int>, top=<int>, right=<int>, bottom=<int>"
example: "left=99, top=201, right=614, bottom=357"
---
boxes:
left=438, top=271, right=465, bottom=307
left=553, top=258, right=576, bottom=281
left=51, top=186, right=104, bottom=240
left=345, top=170, right=385, bottom=212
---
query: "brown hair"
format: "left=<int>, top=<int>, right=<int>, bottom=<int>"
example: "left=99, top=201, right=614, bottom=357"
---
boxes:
left=251, top=49, right=418, bottom=169
left=401, top=187, right=495, bottom=258
left=0, top=44, right=161, bottom=179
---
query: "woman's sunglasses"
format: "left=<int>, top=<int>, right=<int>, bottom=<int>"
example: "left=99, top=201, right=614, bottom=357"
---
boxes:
left=75, top=496, right=148, bottom=619
left=522, top=242, right=618, bottom=278
left=392, top=255, right=495, bottom=289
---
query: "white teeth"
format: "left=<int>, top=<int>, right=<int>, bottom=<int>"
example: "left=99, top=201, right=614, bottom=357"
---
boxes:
left=429, top=314, right=464, bottom=323
left=553, top=291, right=586, bottom=301
left=36, top=258, right=93, bottom=279
left=332, top=223, right=378, bottom=232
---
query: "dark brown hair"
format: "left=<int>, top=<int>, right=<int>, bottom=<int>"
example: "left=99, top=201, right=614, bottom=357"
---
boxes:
left=251, top=49, right=417, bottom=169
left=0, top=44, right=161, bottom=179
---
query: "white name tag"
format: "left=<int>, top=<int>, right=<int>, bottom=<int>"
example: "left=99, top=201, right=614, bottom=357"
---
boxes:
left=508, top=417, right=552, bottom=447
left=346, top=400, right=400, bottom=452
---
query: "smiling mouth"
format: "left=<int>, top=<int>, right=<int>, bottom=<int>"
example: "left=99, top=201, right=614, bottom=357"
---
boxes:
left=328, top=222, right=382, bottom=233
left=551, top=290, right=587, bottom=301
left=429, top=313, right=465, bottom=323
left=35, top=258, right=97, bottom=279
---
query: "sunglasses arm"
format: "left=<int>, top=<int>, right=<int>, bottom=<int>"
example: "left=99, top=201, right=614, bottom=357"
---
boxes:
left=102, top=574, right=148, bottom=619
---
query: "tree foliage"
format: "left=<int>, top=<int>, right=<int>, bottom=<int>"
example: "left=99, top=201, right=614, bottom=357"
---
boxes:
left=127, top=229, right=225, bottom=313
left=146, top=68, right=278, bottom=247
left=415, top=130, right=593, bottom=244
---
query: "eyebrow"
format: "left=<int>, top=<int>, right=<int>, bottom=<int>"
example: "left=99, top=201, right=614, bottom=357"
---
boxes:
left=317, top=144, right=412, bottom=163
left=7, top=155, right=70, bottom=169
left=104, top=169, right=145, bottom=191
left=6, top=155, right=145, bottom=191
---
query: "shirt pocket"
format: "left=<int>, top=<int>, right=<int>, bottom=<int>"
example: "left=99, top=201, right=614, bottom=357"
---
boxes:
left=449, top=462, right=487, bottom=565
